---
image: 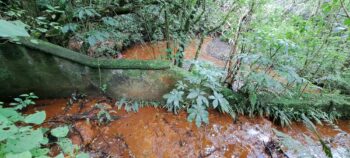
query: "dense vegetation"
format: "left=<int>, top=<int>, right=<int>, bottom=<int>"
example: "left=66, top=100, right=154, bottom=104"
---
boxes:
left=0, top=0, right=350, bottom=157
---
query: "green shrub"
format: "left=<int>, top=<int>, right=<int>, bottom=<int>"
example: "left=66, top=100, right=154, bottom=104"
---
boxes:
left=163, top=61, right=235, bottom=127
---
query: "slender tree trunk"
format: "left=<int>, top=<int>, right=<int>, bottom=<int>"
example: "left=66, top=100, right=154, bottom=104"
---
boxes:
left=189, top=35, right=205, bottom=71
left=165, top=10, right=172, bottom=60
left=22, top=0, right=39, bottom=17
left=175, top=5, right=197, bottom=67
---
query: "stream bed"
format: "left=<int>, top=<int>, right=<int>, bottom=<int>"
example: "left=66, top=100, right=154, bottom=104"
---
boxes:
left=26, top=97, right=350, bottom=158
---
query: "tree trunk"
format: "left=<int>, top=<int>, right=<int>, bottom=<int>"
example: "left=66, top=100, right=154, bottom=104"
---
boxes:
left=189, top=35, right=205, bottom=71
left=224, top=3, right=254, bottom=86
left=22, top=0, right=38, bottom=17
left=165, top=10, right=172, bottom=60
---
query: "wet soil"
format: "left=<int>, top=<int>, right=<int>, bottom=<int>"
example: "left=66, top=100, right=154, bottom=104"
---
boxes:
left=27, top=98, right=350, bottom=158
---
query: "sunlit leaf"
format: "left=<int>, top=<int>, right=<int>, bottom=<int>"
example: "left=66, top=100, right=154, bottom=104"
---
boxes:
left=51, top=126, right=69, bottom=138
left=0, top=20, right=29, bottom=38
left=24, top=111, right=46, bottom=125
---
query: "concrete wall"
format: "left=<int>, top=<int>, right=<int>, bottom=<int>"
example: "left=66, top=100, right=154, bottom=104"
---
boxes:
left=0, top=38, right=184, bottom=100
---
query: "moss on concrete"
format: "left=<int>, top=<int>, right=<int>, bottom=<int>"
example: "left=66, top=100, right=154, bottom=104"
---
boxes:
left=19, top=38, right=171, bottom=70
left=0, top=39, right=187, bottom=100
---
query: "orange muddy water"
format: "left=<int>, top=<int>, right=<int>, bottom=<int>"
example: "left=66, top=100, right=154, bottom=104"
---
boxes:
left=122, top=38, right=226, bottom=67
left=27, top=98, right=350, bottom=158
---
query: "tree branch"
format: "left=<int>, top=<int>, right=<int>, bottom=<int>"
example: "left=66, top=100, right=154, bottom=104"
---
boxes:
left=340, top=0, right=350, bottom=18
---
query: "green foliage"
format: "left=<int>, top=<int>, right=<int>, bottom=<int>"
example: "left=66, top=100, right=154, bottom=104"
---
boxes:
left=0, top=93, right=88, bottom=158
left=0, top=20, right=29, bottom=38
left=163, top=89, right=184, bottom=114
left=0, top=93, right=45, bottom=157
left=222, top=1, right=349, bottom=122
left=0, top=0, right=232, bottom=60
left=100, top=83, right=107, bottom=94
left=187, top=104, right=209, bottom=127
left=115, top=97, right=161, bottom=113
left=61, top=23, right=79, bottom=33
left=74, top=7, right=100, bottom=20
left=164, top=61, right=235, bottom=127
left=56, top=138, right=75, bottom=156
left=95, top=104, right=112, bottom=124
left=24, top=111, right=46, bottom=125
left=223, top=16, right=349, bottom=125
left=51, top=126, right=69, bottom=138
left=50, top=125, right=84, bottom=157
left=9, top=92, right=38, bottom=110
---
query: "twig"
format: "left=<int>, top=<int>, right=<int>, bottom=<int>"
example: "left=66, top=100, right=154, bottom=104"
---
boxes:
left=340, top=0, right=350, bottom=18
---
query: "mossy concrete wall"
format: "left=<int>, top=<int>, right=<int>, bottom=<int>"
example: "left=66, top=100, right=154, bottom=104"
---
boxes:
left=0, top=38, right=184, bottom=100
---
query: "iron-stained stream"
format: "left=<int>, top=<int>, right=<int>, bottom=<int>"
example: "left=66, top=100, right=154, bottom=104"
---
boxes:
left=26, top=98, right=350, bottom=158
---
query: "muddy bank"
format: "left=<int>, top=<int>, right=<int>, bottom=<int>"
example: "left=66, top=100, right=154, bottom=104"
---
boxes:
left=28, top=98, right=350, bottom=158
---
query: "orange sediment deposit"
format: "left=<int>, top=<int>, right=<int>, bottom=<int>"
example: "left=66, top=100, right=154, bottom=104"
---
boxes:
left=122, top=38, right=226, bottom=67
left=26, top=98, right=350, bottom=158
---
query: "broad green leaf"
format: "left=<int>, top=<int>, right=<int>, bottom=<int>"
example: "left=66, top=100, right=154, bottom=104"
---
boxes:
left=57, top=138, right=74, bottom=155
left=30, top=148, right=49, bottom=157
left=0, top=20, right=29, bottom=37
left=163, top=89, right=184, bottom=113
left=54, top=153, right=64, bottom=158
left=209, top=91, right=230, bottom=111
left=51, top=126, right=69, bottom=138
left=0, top=108, right=23, bottom=122
left=24, top=111, right=46, bottom=125
left=40, top=137, right=49, bottom=145
left=321, top=3, right=332, bottom=13
left=5, top=151, right=31, bottom=158
left=76, top=152, right=90, bottom=158
left=344, top=19, right=350, bottom=26
left=5, top=129, right=43, bottom=153
left=61, top=23, right=78, bottom=33
left=176, top=81, right=187, bottom=90
left=187, top=104, right=209, bottom=127
left=0, top=123, right=18, bottom=141
left=196, top=96, right=209, bottom=107
left=102, top=17, right=119, bottom=26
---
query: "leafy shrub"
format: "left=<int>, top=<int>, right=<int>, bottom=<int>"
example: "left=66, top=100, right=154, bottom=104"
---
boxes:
left=230, top=89, right=343, bottom=127
left=226, top=53, right=346, bottom=126
left=0, top=93, right=88, bottom=158
left=163, top=61, right=234, bottom=127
